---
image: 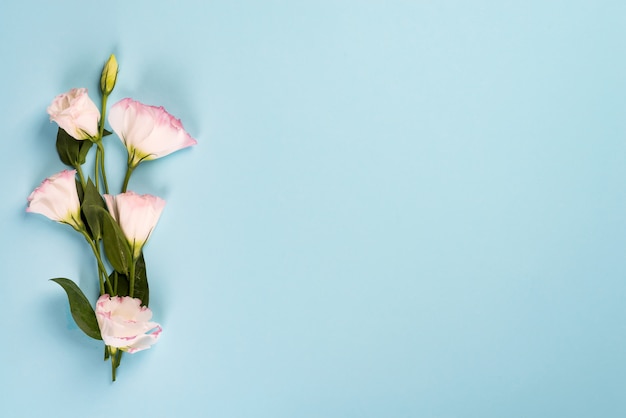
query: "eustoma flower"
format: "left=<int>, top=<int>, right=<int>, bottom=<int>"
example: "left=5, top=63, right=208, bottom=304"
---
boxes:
left=108, top=98, right=197, bottom=168
left=26, top=169, right=83, bottom=229
left=47, top=88, right=100, bottom=140
left=96, top=295, right=162, bottom=353
left=103, top=191, right=166, bottom=259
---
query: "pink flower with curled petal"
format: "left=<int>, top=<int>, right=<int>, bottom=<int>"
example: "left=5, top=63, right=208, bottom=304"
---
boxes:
left=103, top=191, right=166, bottom=259
left=108, top=98, right=197, bottom=167
left=47, top=88, right=100, bottom=140
left=26, top=169, right=83, bottom=229
left=96, top=294, right=162, bottom=353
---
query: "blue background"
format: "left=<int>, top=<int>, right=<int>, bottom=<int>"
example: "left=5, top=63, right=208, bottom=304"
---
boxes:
left=1, top=1, right=626, bottom=417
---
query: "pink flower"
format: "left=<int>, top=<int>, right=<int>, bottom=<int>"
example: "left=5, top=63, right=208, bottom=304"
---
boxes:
left=96, top=295, right=162, bottom=353
left=26, top=169, right=83, bottom=229
left=103, top=191, right=166, bottom=259
left=108, top=98, right=197, bottom=167
left=47, top=88, right=100, bottom=140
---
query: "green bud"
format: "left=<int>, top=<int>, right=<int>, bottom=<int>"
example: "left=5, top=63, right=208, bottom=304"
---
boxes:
left=100, top=54, right=118, bottom=95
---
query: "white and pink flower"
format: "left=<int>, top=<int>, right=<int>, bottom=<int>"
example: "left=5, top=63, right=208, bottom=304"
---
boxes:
left=47, top=88, right=100, bottom=140
left=108, top=98, right=197, bottom=167
left=26, top=169, right=83, bottom=229
left=96, top=295, right=162, bottom=353
left=103, top=191, right=166, bottom=259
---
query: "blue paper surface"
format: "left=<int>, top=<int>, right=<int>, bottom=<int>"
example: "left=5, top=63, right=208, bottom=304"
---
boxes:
left=1, top=1, right=626, bottom=417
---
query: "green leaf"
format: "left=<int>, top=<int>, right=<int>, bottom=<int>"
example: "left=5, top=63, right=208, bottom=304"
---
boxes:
left=78, top=138, right=94, bottom=164
left=50, top=278, right=102, bottom=340
left=102, top=128, right=113, bottom=137
left=100, top=208, right=131, bottom=274
left=55, top=128, right=93, bottom=167
left=55, top=128, right=74, bottom=166
left=81, top=180, right=106, bottom=240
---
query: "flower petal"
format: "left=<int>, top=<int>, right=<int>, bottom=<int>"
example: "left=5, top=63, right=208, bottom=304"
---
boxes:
left=103, top=191, right=166, bottom=258
left=96, top=295, right=162, bottom=353
left=108, top=98, right=196, bottom=166
left=47, top=88, right=100, bottom=140
left=26, top=169, right=82, bottom=228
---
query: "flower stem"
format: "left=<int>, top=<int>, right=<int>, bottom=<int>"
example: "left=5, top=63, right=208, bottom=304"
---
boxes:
left=112, top=357, right=116, bottom=381
left=94, top=147, right=101, bottom=192
left=96, top=93, right=109, bottom=195
left=113, top=273, right=119, bottom=295
left=78, top=228, right=113, bottom=295
left=95, top=244, right=113, bottom=295
left=108, top=346, right=123, bottom=382
left=99, top=94, right=108, bottom=140
left=96, top=141, right=109, bottom=194
left=76, top=165, right=86, bottom=190
left=128, top=258, right=137, bottom=298
left=109, top=346, right=119, bottom=382
left=121, top=163, right=136, bottom=193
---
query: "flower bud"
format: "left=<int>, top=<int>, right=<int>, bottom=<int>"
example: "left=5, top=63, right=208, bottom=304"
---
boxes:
left=100, top=54, right=118, bottom=95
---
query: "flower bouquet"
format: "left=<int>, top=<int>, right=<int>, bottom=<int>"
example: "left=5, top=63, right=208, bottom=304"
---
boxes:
left=26, top=55, right=196, bottom=381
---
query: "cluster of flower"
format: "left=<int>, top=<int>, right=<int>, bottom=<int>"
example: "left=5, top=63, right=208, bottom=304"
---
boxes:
left=26, top=55, right=196, bottom=381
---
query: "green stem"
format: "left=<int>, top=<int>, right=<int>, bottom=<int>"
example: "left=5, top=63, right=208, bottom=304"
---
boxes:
left=128, top=257, right=137, bottom=298
left=110, top=346, right=117, bottom=382
left=121, top=163, right=135, bottom=193
left=96, top=93, right=109, bottom=195
left=94, top=244, right=113, bottom=295
left=99, top=94, right=108, bottom=140
left=113, top=273, right=119, bottom=295
left=78, top=228, right=113, bottom=295
left=75, top=165, right=86, bottom=190
left=108, top=346, right=123, bottom=382
left=97, top=141, right=109, bottom=194
left=94, top=147, right=101, bottom=192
